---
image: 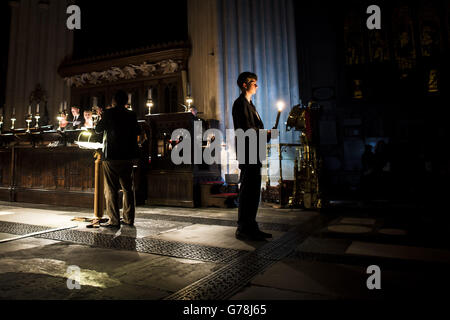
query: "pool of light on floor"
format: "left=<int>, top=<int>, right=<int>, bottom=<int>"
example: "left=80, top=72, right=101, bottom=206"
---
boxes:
left=0, top=212, right=15, bottom=216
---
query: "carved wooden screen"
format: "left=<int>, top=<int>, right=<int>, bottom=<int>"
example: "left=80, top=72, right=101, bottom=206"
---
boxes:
left=59, top=45, right=189, bottom=120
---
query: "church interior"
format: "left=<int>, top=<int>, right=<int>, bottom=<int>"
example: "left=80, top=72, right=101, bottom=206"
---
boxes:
left=1, top=0, right=448, bottom=210
left=0, top=0, right=449, bottom=304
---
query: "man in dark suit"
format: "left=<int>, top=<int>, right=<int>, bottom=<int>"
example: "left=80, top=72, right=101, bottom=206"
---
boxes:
left=95, top=90, right=140, bottom=228
left=232, top=72, right=272, bottom=241
left=66, top=106, right=84, bottom=130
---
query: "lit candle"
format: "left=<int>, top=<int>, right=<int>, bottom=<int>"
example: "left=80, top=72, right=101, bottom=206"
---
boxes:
left=28, top=105, right=32, bottom=115
left=187, top=83, right=191, bottom=96
left=273, top=100, right=285, bottom=129
left=128, top=93, right=132, bottom=104
left=36, top=103, right=40, bottom=114
left=59, top=102, right=63, bottom=112
left=148, top=88, right=152, bottom=100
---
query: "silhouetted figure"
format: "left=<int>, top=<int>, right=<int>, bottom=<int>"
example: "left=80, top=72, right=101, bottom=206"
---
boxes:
left=95, top=90, right=140, bottom=228
left=232, top=72, right=272, bottom=241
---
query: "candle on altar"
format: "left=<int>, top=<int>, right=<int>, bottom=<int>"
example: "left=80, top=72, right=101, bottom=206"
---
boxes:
left=12, top=107, right=15, bottom=116
left=36, top=103, right=40, bottom=114
left=59, top=102, right=63, bottom=112
left=28, top=105, right=32, bottom=115
left=273, top=100, right=285, bottom=129
left=148, top=88, right=152, bottom=100
left=128, top=93, right=132, bottom=104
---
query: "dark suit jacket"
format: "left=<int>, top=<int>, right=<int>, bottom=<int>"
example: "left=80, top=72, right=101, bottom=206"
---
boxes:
left=95, top=106, right=140, bottom=160
left=66, top=115, right=84, bottom=130
left=232, top=94, right=265, bottom=168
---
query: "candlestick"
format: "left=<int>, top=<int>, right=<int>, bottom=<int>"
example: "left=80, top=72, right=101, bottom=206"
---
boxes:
left=25, top=116, right=32, bottom=133
left=127, top=93, right=132, bottom=110
left=146, top=99, right=154, bottom=115
left=273, top=101, right=285, bottom=129
left=35, top=114, right=40, bottom=129
left=186, top=96, right=193, bottom=108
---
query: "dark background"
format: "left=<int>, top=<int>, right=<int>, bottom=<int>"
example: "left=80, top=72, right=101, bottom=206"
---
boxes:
left=72, top=0, right=188, bottom=60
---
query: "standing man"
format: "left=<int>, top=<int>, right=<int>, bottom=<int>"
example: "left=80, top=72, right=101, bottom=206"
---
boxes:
left=95, top=90, right=140, bottom=228
left=232, top=72, right=272, bottom=241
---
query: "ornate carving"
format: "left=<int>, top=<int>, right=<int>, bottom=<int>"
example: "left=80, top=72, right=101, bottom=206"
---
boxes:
left=64, top=59, right=182, bottom=88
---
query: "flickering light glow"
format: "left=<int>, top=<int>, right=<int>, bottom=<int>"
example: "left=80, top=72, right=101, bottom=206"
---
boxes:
left=276, top=100, right=285, bottom=111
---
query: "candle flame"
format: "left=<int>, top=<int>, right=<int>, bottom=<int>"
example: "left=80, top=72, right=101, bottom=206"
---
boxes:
left=276, top=101, right=285, bottom=111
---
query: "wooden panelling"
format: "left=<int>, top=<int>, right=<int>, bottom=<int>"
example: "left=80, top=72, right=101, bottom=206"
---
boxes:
left=0, top=145, right=96, bottom=208
left=147, top=171, right=194, bottom=207
left=0, top=149, right=11, bottom=187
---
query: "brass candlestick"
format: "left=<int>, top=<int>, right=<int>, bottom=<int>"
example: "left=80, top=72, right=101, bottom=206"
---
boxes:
left=11, top=116, right=16, bottom=130
left=25, top=113, right=33, bottom=133
left=146, top=99, right=154, bottom=115
left=34, top=113, right=40, bottom=129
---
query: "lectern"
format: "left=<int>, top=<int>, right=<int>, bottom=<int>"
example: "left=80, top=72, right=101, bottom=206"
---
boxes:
left=74, top=130, right=105, bottom=227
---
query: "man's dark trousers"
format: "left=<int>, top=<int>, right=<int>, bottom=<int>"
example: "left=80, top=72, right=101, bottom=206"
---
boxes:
left=237, top=165, right=262, bottom=232
left=103, top=160, right=135, bottom=225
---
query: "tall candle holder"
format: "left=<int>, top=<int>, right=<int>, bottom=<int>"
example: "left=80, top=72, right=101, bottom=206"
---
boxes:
left=273, top=100, right=285, bottom=129
left=184, top=96, right=193, bottom=112
left=11, top=114, right=16, bottom=130
left=146, top=99, right=154, bottom=115
left=25, top=113, right=33, bottom=133
left=35, top=104, right=40, bottom=129
left=34, top=113, right=40, bottom=129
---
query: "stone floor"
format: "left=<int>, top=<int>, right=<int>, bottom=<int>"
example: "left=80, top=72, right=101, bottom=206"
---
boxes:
left=0, top=200, right=449, bottom=301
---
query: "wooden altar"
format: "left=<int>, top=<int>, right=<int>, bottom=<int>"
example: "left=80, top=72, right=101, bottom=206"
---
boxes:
left=0, top=137, right=97, bottom=208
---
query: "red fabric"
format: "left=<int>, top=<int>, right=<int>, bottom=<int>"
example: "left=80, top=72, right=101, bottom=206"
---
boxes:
left=211, top=193, right=238, bottom=197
